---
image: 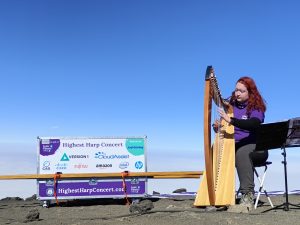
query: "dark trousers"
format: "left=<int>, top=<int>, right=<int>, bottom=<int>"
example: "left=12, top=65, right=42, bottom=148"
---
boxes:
left=235, top=143, right=268, bottom=194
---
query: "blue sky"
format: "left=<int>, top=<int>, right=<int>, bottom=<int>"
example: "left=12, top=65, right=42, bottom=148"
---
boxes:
left=1, top=0, right=300, bottom=198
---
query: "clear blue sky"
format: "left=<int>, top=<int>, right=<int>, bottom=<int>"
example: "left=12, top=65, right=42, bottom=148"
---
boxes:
left=1, top=0, right=300, bottom=197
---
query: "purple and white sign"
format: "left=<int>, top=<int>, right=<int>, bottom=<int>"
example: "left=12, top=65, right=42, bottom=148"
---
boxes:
left=37, top=137, right=147, bottom=200
left=40, top=139, right=60, bottom=156
left=38, top=179, right=146, bottom=200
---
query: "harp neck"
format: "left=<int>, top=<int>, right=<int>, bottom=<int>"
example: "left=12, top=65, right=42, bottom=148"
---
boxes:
left=205, top=66, right=228, bottom=108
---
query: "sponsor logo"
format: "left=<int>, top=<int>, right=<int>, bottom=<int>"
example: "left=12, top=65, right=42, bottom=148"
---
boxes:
left=95, top=152, right=129, bottom=160
left=126, top=139, right=144, bottom=156
left=89, top=179, right=98, bottom=185
left=60, top=153, right=70, bottom=161
left=40, top=139, right=60, bottom=154
left=55, top=162, right=68, bottom=170
left=46, top=188, right=54, bottom=196
left=135, top=161, right=143, bottom=169
left=61, top=154, right=89, bottom=161
left=74, top=163, right=88, bottom=169
left=96, top=164, right=112, bottom=169
left=119, top=162, right=129, bottom=169
left=69, top=155, right=89, bottom=159
left=42, top=161, right=51, bottom=170
left=131, top=178, right=140, bottom=184
left=46, top=180, right=54, bottom=186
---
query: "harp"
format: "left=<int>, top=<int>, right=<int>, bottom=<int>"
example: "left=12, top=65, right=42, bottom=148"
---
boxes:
left=194, top=66, right=235, bottom=206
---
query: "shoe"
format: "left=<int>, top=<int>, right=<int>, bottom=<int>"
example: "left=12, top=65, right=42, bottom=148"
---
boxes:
left=240, top=192, right=254, bottom=205
left=240, top=192, right=254, bottom=211
left=227, top=192, right=254, bottom=213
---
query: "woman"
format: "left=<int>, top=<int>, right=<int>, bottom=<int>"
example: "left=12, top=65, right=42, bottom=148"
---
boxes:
left=216, top=76, right=267, bottom=208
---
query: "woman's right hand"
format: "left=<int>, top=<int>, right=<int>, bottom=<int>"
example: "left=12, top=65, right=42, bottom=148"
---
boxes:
left=212, top=120, right=223, bottom=133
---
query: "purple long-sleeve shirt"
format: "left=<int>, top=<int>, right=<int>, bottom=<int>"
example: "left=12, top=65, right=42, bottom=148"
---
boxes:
left=233, top=102, right=265, bottom=143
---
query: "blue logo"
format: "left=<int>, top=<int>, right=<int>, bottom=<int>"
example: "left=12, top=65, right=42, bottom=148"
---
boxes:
left=126, top=139, right=144, bottom=156
left=61, top=153, right=70, bottom=161
left=46, top=188, right=54, bottom=196
left=95, top=152, right=129, bottom=159
left=119, top=162, right=129, bottom=169
left=55, top=163, right=68, bottom=170
left=135, top=161, right=143, bottom=169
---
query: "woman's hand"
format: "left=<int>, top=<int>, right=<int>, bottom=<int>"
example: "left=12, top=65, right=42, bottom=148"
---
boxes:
left=218, top=108, right=231, bottom=124
left=212, top=120, right=223, bottom=133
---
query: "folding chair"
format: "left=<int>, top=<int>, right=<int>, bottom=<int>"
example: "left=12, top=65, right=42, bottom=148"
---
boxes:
left=253, top=161, right=274, bottom=209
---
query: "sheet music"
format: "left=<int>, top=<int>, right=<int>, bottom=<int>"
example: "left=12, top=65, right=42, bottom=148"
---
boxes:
left=286, top=117, right=300, bottom=147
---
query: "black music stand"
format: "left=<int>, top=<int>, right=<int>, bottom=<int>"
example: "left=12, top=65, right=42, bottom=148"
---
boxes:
left=256, top=118, right=300, bottom=212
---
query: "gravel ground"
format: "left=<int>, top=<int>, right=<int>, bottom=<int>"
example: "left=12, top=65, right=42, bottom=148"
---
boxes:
left=1, top=195, right=300, bottom=225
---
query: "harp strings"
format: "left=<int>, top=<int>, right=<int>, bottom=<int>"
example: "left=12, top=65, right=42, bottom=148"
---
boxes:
left=210, top=74, right=226, bottom=189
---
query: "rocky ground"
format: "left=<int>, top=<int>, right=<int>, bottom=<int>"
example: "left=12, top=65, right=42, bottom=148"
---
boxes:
left=1, top=195, right=300, bottom=225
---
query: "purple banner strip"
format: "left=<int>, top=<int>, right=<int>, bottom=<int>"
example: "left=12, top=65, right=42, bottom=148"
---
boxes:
left=38, top=180, right=146, bottom=198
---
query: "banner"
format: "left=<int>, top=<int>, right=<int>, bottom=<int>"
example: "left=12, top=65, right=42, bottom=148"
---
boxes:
left=37, top=137, right=147, bottom=200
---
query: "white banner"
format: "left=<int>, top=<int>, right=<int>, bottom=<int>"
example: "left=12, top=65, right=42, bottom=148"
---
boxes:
left=38, top=137, right=146, bottom=174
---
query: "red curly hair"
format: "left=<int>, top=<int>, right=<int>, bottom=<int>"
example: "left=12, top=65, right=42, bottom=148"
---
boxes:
left=229, top=76, right=266, bottom=113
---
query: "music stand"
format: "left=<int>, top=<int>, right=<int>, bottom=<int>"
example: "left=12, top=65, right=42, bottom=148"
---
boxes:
left=256, top=118, right=300, bottom=211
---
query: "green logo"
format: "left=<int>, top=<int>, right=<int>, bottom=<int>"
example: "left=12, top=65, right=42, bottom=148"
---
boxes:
left=125, top=139, right=144, bottom=156
left=61, top=153, right=70, bottom=161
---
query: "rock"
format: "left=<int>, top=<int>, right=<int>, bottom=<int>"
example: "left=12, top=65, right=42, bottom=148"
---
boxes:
left=227, top=204, right=253, bottom=213
left=25, top=194, right=37, bottom=201
left=166, top=204, right=176, bottom=209
left=24, top=208, right=40, bottom=222
left=172, top=188, right=187, bottom=193
left=0, top=197, right=24, bottom=201
left=129, top=199, right=154, bottom=214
